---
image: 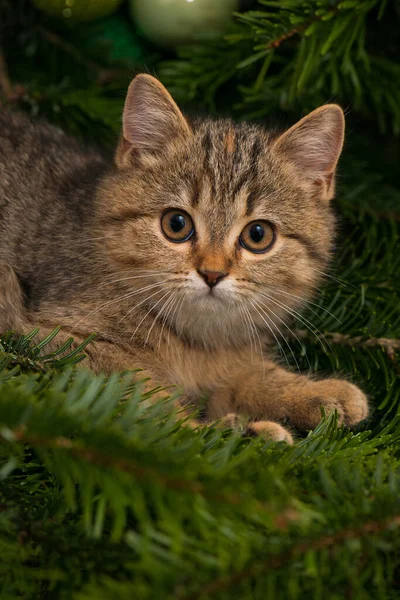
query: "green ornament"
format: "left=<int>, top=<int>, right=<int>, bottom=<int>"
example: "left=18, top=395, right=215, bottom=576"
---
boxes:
left=129, top=0, right=239, bottom=49
left=33, top=0, right=123, bottom=23
left=78, top=15, right=151, bottom=63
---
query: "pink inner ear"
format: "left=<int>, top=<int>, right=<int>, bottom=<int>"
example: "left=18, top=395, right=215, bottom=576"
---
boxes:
left=121, top=74, right=190, bottom=158
left=275, top=106, right=345, bottom=178
left=294, top=127, right=341, bottom=174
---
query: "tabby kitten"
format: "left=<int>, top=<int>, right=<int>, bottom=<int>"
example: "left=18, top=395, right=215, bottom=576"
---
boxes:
left=0, top=74, right=368, bottom=443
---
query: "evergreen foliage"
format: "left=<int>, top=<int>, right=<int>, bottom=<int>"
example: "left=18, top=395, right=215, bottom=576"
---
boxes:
left=160, top=0, right=400, bottom=132
left=0, top=0, right=400, bottom=597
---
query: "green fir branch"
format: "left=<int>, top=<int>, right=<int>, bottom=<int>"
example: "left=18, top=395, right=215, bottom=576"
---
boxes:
left=1, top=1, right=400, bottom=596
left=159, top=0, right=400, bottom=132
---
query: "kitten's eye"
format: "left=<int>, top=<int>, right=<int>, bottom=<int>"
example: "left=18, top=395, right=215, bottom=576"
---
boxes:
left=239, top=221, right=275, bottom=253
left=161, top=209, right=194, bottom=243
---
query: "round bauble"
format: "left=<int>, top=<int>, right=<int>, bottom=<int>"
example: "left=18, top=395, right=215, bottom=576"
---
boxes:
left=33, top=0, right=123, bottom=22
left=78, top=15, right=149, bottom=63
left=129, top=0, right=239, bottom=49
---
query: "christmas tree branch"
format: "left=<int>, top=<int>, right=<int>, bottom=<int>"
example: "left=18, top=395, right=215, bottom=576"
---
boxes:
left=259, top=3, right=339, bottom=50
left=296, top=330, right=400, bottom=362
left=184, top=514, right=400, bottom=600
left=328, top=333, right=400, bottom=362
left=3, top=426, right=298, bottom=526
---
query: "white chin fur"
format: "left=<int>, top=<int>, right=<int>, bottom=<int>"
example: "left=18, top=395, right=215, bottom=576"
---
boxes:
left=171, top=290, right=250, bottom=348
left=160, top=276, right=292, bottom=348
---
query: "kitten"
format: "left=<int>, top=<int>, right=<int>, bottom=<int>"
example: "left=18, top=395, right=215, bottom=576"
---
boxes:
left=0, top=74, right=368, bottom=443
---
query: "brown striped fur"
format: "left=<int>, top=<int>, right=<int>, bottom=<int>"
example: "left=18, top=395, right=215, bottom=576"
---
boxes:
left=0, top=75, right=368, bottom=442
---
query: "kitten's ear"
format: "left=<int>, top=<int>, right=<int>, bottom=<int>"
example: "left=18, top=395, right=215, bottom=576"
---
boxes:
left=116, top=74, right=191, bottom=167
left=272, top=105, right=345, bottom=200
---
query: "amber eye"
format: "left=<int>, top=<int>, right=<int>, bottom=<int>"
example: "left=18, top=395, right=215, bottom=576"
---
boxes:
left=239, top=221, right=275, bottom=253
left=161, top=209, right=194, bottom=243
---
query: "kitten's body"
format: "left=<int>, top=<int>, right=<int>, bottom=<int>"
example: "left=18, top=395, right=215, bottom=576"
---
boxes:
left=0, top=110, right=106, bottom=309
left=0, top=76, right=368, bottom=441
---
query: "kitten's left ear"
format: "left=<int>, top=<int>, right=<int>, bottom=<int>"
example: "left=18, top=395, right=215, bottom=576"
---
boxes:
left=272, top=104, right=345, bottom=200
left=116, top=74, right=191, bottom=167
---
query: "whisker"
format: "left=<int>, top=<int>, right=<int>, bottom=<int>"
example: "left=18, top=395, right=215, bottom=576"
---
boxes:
left=244, top=280, right=341, bottom=324
left=136, top=290, right=171, bottom=344
left=117, top=288, right=166, bottom=336
left=258, top=291, right=334, bottom=356
left=308, top=267, right=357, bottom=289
left=79, top=235, right=119, bottom=242
left=144, top=290, right=174, bottom=344
left=238, top=303, right=255, bottom=359
left=118, top=284, right=168, bottom=325
left=252, top=298, right=300, bottom=371
left=248, top=299, right=290, bottom=367
left=97, top=273, right=164, bottom=289
left=168, top=293, right=186, bottom=347
left=70, top=282, right=166, bottom=332
left=270, top=286, right=342, bottom=325
left=101, top=269, right=168, bottom=279
left=158, top=292, right=179, bottom=350
left=255, top=298, right=307, bottom=372
left=242, top=303, right=265, bottom=377
left=98, top=269, right=187, bottom=289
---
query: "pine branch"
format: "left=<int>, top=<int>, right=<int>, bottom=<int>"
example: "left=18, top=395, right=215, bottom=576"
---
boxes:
left=159, top=0, right=400, bottom=131
left=2, top=427, right=302, bottom=529
left=297, top=330, right=400, bottom=362
left=1, top=347, right=400, bottom=596
left=2, top=3, right=400, bottom=595
left=184, top=514, right=400, bottom=600
left=0, top=328, right=96, bottom=373
left=241, top=1, right=339, bottom=51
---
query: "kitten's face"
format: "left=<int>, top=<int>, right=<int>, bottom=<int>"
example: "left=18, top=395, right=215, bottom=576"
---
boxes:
left=98, top=75, right=344, bottom=349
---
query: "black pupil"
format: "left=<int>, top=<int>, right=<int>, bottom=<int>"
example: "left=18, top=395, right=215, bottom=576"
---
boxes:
left=170, top=214, right=186, bottom=233
left=249, top=224, right=264, bottom=243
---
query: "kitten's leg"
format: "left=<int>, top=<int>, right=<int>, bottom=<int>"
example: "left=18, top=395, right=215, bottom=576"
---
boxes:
left=208, top=360, right=368, bottom=432
left=207, top=387, right=294, bottom=443
left=65, top=339, right=204, bottom=427
left=32, top=329, right=199, bottom=417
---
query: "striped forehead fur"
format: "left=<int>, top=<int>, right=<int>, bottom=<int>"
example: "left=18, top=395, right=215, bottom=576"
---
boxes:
left=195, top=120, right=272, bottom=211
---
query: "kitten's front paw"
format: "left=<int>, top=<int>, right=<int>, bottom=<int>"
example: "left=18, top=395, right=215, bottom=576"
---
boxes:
left=248, top=421, right=294, bottom=445
left=218, top=413, right=293, bottom=444
left=292, top=379, right=368, bottom=430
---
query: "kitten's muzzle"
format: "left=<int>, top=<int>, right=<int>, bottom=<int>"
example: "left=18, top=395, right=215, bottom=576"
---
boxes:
left=197, top=269, right=228, bottom=289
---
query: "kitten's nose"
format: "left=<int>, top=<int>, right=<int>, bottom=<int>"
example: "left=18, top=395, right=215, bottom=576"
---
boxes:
left=198, top=269, right=227, bottom=288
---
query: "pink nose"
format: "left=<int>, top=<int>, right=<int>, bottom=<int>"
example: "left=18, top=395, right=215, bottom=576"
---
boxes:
left=198, top=270, right=227, bottom=288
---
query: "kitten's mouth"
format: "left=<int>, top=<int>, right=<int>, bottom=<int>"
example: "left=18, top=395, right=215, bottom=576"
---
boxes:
left=205, top=287, right=222, bottom=299
left=200, top=289, right=226, bottom=306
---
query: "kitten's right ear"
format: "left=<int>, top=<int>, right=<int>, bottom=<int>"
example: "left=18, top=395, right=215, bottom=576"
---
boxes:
left=116, top=74, right=191, bottom=168
left=272, top=104, right=345, bottom=200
